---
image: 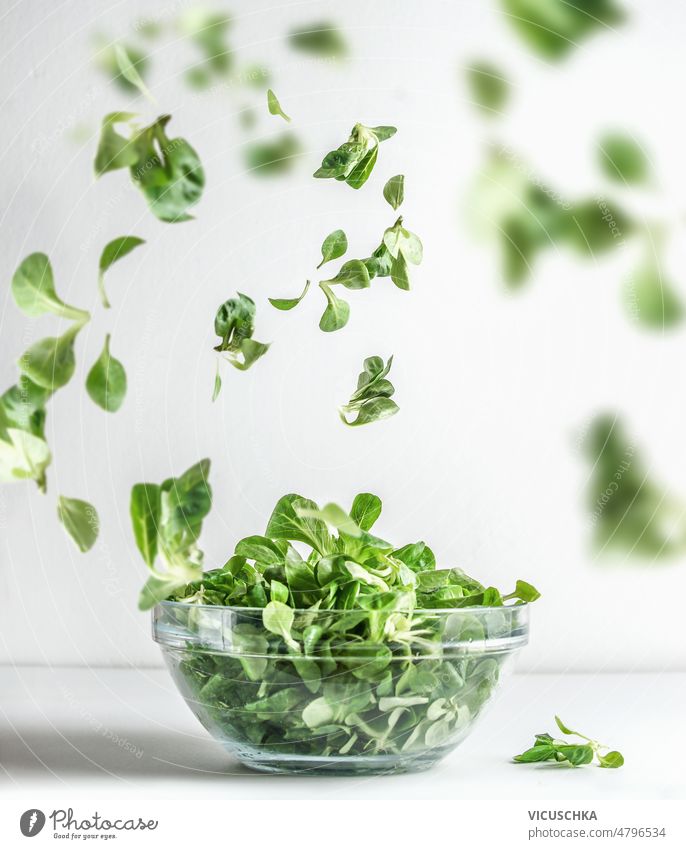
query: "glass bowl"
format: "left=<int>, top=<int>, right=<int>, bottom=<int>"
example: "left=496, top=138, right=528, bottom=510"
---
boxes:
left=153, top=601, right=530, bottom=776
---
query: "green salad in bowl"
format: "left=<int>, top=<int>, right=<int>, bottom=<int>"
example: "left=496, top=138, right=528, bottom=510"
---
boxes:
left=135, top=461, right=539, bottom=774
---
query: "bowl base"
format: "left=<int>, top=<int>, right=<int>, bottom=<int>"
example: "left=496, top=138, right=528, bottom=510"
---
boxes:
left=234, top=750, right=441, bottom=777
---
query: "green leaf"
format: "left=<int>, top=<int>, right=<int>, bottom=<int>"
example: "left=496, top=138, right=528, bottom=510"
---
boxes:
left=302, top=697, right=335, bottom=728
left=138, top=574, right=185, bottom=611
left=95, top=39, right=149, bottom=94
left=390, top=253, right=410, bottom=290
left=130, top=116, right=205, bottom=223
left=130, top=483, right=161, bottom=568
left=346, top=145, right=378, bottom=190
left=382, top=174, right=405, bottom=210
left=12, top=253, right=89, bottom=322
left=214, top=292, right=256, bottom=350
left=554, top=715, right=575, bottom=735
left=598, top=750, right=624, bottom=769
left=598, top=133, right=649, bottom=184
left=341, top=397, right=399, bottom=427
left=244, top=133, right=301, bottom=176
left=317, top=230, right=348, bottom=268
left=180, top=8, right=233, bottom=75
left=214, top=293, right=269, bottom=368
left=504, top=579, right=541, bottom=603
left=370, top=126, right=397, bottom=142
left=583, top=414, right=686, bottom=558
left=296, top=503, right=362, bottom=537
left=270, top=579, right=289, bottom=604
left=319, top=282, right=350, bottom=332
left=325, top=259, right=370, bottom=290
left=265, top=494, right=332, bottom=554
left=556, top=744, right=595, bottom=766
left=340, top=355, right=399, bottom=426
left=57, top=496, right=99, bottom=553
left=514, top=744, right=557, bottom=763
left=235, top=535, right=288, bottom=566
left=268, top=280, right=310, bottom=310
left=288, top=22, right=347, bottom=58
left=466, top=61, right=510, bottom=114
left=0, top=377, right=51, bottom=443
left=262, top=600, right=298, bottom=650
left=383, top=220, right=423, bottom=264
left=0, top=428, right=52, bottom=491
left=86, top=335, right=127, bottom=412
left=350, top=493, right=382, bottom=531
left=501, top=0, right=626, bottom=60
left=159, top=459, right=212, bottom=555
left=114, top=43, right=156, bottom=103
left=267, top=88, right=291, bottom=122
left=98, top=236, right=145, bottom=309
left=625, top=255, right=683, bottom=329
left=314, top=123, right=394, bottom=188
left=392, top=541, right=435, bottom=573
left=225, top=339, right=270, bottom=371
left=94, top=111, right=139, bottom=176
left=212, top=363, right=222, bottom=401
left=18, top=325, right=81, bottom=391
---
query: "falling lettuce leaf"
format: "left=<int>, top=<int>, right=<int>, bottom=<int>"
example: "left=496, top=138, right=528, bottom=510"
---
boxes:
left=624, top=248, right=683, bottom=329
left=288, top=22, right=347, bottom=58
left=466, top=61, right=510, bottom=114
left=598, top=133, right=650, bottom=185
left=244, top=133, right=301, bottom=176
left=583, top=414, right=686, bottom=559
left=501, top=0, right=626, bottom=60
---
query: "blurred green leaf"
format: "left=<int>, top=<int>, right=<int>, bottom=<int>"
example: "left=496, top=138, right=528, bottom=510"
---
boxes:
left=181, top=7, right=233, bottom=75
left=559, top=199, right=633, bottom=255
left=472, top=149, right=634, bottom=287
left=583, top=414, right=686, bottom=559
left=502, top=0, right=626, bottom=60
left=288, top=22, right=347, bottom=58
left=624, top=251, right=683, bottom=329
left=94, top=37, right=149, bottom=93
left=114, top=44, right=156, bottom=103
left=466, top=61, right=510, bottom=114
left=244, top=134, right=301, bottom=176
left=598, top=133, right=650, bottom=185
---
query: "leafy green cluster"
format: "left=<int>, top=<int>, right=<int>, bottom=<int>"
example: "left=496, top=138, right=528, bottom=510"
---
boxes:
left=150, top=487, right=538, bottom=761
left=2, top=237, right=144, bottom=550
left=340, top=356, right=399, bottom=427
left=166, top=490, right=539, bottom=611
left=270, top=200, right=422, bottom=334
left=212, top=293, right=270, bottom=398
left=94, top=113, right=205, bottom=222
left=584, top=414, right=686, bottom=559
left=472, top=148, right=634, bottom=288
left=314, top=123, right=397, bottom=190
left=514, top=716, right=624, bottom=768
left=131, top=459, right=213, bottom=610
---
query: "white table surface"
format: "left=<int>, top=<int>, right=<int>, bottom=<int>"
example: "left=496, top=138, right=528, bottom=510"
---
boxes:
left=1, top=667, right=683, bottom=800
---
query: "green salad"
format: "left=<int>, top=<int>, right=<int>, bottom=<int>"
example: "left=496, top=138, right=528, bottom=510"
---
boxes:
left=140, top=469, right=539, bottom=766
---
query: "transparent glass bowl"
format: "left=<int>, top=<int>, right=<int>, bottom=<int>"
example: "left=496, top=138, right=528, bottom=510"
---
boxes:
left=153, top=601, right=529, bottom=776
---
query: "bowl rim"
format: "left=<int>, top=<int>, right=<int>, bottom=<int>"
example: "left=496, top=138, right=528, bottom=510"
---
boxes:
left=155, top=599, right=532, bottom=616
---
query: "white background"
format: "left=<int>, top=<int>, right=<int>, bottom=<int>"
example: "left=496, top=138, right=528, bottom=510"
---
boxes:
left=2, top=0, right=686, bottom=675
